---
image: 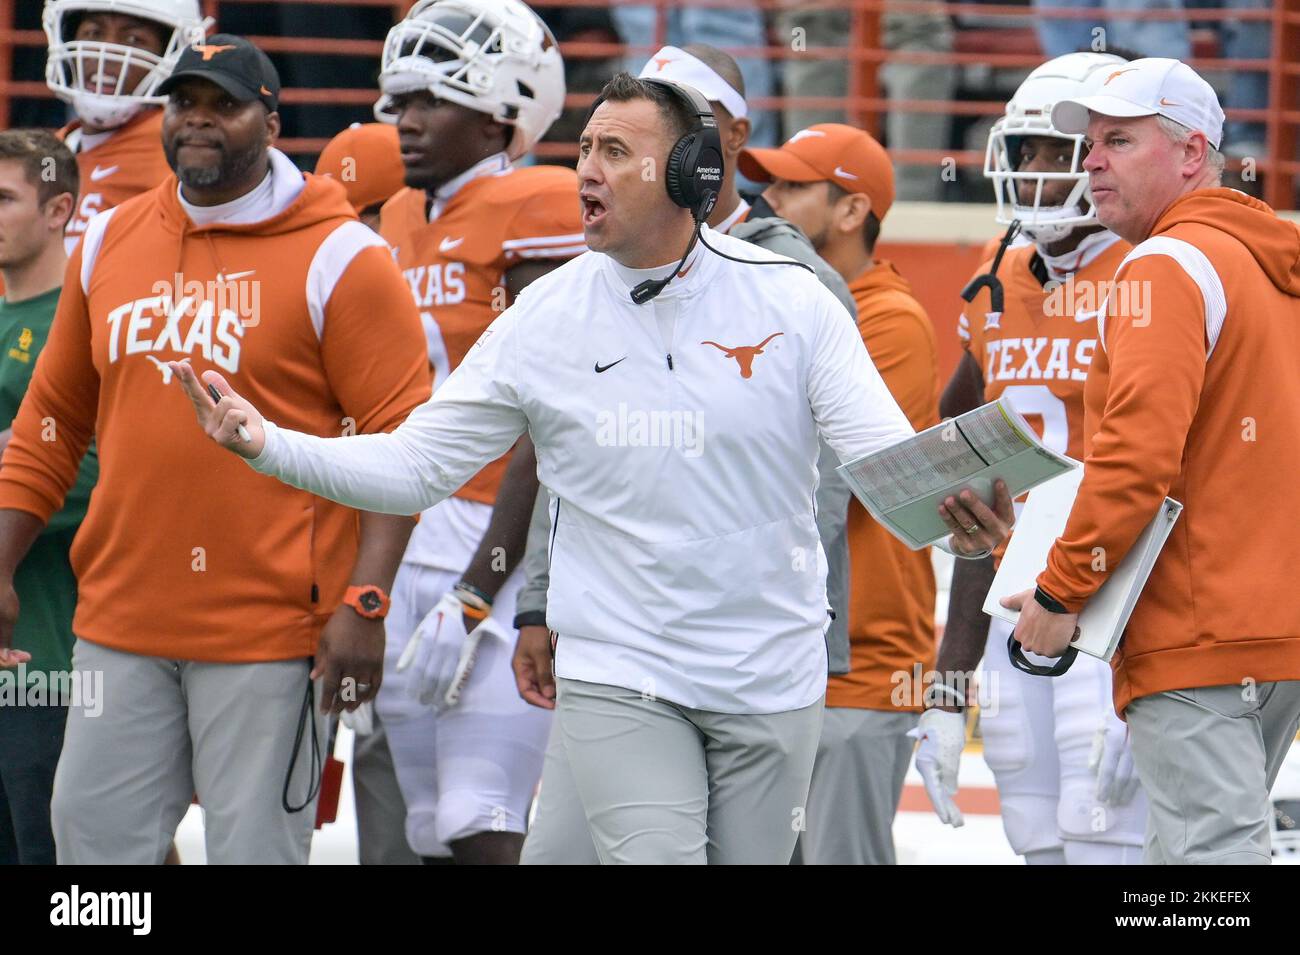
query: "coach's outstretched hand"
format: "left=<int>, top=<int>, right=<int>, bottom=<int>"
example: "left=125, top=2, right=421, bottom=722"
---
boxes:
left=168, top=360, right=266, bottom=459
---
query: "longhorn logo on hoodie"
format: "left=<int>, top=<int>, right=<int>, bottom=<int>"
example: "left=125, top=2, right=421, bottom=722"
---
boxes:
left=700, top=332, right=783, bottom=378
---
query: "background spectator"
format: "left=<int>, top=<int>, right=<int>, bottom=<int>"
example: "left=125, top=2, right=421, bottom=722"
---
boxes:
left=534, top=7, right=623, bottom=165
left=1033, top=0, right=1189, bottom=59
left=775, top=0, right=955, bottom=202
left=606, top=3, right=778, bottom=149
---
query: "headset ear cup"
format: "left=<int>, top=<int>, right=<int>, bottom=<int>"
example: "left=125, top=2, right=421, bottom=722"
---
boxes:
left=665, top=133, right=697, bottom=211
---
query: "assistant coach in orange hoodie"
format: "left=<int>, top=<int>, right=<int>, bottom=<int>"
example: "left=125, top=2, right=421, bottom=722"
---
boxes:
left=0, top=36, right=430, bottom=864
left=1007, top=58, right=1300, bottom=864
left=743, top=124, right=941, bottom=864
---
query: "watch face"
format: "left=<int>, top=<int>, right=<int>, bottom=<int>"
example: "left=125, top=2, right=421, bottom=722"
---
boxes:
left=359, top=591, right=382, bottom=613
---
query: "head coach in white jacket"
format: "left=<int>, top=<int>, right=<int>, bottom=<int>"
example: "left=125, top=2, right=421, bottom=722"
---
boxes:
left=171, top=73, right=1013, bottom=864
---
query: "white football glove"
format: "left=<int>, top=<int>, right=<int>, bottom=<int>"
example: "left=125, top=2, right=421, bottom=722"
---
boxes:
left=395, top=591, right=509, bottom=709
left=1090, top=708, right=1140, bottom=806
left=908, top=708, right=966, bottom=828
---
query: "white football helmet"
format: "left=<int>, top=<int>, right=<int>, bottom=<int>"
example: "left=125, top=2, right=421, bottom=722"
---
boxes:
left=985, top=51, right=1127, bottom=244
left=373, top=0, right=565, bottom=160
left=44, top=0, right=210, bottom=130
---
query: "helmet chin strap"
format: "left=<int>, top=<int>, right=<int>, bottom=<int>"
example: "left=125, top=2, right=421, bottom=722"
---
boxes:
left=72, top=93, right=147, bottom=132
left=1016, top=203, right=1088, bottom=245
left=1035, top=227, right=1121, bottom=282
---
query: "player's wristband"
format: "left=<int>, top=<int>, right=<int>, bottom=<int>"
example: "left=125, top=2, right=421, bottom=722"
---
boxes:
left=454, top=581, right=494, bottom=609
left=924, top=680, right=967, bottom=711
left=513, top=610, right=547, bottom=630
left=938, top=536, right=992, bottom=561
left=456, top=600, right=490, bottom=621
left=1033, top=585, right=1069, bottom=614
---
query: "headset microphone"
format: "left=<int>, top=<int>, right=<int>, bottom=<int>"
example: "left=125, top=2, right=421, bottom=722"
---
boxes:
left=630, top=221, right=704, bottom=305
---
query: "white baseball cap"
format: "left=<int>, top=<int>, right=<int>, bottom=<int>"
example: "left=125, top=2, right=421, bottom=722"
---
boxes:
left=1051, top=57, right=1225, bottom=150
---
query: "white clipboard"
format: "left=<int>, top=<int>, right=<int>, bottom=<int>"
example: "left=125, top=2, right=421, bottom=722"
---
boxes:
left=984, top=465, right=1183, bottom=662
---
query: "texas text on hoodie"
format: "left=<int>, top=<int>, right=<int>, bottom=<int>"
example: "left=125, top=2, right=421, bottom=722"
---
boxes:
left=1035, top=188, right=1300, bottom=713
left=0, top=149, right=432, bottom=662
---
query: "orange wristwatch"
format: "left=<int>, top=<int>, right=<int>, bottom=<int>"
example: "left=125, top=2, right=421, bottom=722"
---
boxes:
left=342, top=585, right=391, bottom=620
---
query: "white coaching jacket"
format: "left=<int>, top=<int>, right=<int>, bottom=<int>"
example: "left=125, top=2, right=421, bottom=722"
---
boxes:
left=249, top=225, right=914, bottom=713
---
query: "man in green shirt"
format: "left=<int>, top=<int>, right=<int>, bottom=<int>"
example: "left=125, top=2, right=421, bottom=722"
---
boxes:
left=0, top=129, right=96, bottom=864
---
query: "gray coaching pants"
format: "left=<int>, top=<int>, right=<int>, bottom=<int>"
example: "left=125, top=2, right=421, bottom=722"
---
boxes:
left=795, top=707, right=918, bottom=865
left=520, top=722, right=598, bottom=865
left=553, top=677, right=824, bottom=865
left=1126, top=680, right=1300, bottom=865
left=52, top=638, right=328, bottom=864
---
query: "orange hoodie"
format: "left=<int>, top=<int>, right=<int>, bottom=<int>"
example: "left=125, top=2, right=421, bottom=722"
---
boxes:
left=827, top=260, right=940, bottom=711
left=1036, top=188, right=1300, bottom=713
left=0, top=154, right=432, bottom=662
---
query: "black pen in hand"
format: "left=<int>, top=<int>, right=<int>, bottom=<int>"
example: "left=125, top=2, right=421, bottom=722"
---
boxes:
left=206, top=382, right=252, bottom=443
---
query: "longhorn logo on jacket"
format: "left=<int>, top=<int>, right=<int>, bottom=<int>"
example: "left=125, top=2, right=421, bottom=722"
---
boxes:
left=700, top=332, right=784, bottom=379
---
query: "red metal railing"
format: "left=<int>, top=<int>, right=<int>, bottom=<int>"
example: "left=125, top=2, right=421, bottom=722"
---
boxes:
left=1, top=0, right=1295, bottom=207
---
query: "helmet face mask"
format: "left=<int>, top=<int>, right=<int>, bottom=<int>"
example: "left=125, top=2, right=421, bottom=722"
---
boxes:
left=985, top=120, right=1094, bottom=245
left=374, top=0, right=565, bottom=161
left=44, top=0, right=208, bottom=130
left=984, top=51, right=1126, bottom=245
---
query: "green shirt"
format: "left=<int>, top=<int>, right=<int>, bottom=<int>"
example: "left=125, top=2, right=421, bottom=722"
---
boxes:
left=0, top=287, right=98, bottom=679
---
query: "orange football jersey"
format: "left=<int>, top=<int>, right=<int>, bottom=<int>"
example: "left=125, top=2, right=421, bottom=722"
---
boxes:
left=958, top=235, right=1131, bottom=562
left=958, top=236, right=1131, bottom=463
left=380, top=161, right=583, bottom=504
left=59, top=109, right=173, bottom=254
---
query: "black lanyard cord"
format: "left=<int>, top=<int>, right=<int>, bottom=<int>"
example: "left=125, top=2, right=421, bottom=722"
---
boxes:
left=282, top=669, right=323, bottom=814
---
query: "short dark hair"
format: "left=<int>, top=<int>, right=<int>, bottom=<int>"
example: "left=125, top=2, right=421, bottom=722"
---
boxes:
left=590, top=72, right=698, bottom=144
left=0, top=130, right=79, bottom=206
left=826, top=180, right=881, bottom=254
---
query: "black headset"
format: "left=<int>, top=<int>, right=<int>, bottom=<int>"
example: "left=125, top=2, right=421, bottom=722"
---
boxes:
left=643, top=78, right=724, bottom=223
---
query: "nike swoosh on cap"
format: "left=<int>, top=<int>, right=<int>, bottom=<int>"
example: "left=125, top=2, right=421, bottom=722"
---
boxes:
left=1159, top=98, right=1179, bottom=107
left=833, top=165, right=858, bottom=180
left=90, top=165, right=119, bottom=181
left=787, top=129, right=827, bottom=145
left=439, top=236, right=465, bottom=252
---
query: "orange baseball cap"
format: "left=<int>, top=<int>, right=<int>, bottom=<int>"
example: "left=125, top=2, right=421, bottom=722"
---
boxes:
left=315, top=123, right=405, bottom=212
left=739, top=123, right=895, bottom=221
